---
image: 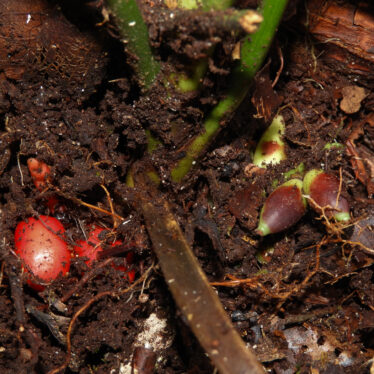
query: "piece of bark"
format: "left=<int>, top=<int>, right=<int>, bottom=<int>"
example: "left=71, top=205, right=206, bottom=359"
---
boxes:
left=140, top=193, right=265, bottom=374
left=307, top=0, right=374, bottom=63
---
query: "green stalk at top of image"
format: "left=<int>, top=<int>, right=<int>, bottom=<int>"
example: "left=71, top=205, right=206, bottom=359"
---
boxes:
left=171, top=0, right=289, bottom=182
left=106, top=0, right=161, bottom=90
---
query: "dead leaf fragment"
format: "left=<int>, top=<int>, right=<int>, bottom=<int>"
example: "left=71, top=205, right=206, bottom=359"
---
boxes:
left=346, top=140, right=374, bottom=197
left=232, top=42, right=241, bottom=60
left=251, top=62, right=281, bottom=121
left=340, top=85, right=367, bottom=114
left=229, top=183, right=263, bottom=230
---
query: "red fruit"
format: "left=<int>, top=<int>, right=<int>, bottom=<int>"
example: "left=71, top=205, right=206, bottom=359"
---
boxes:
left=74, top=226, right=108, bottom=265
left=127, top=269, right=136, bottom=283
left=74, top=226, right=134, bottom=282
left=27, top=158, right=52, bottom=191
left=46, top=195, right=66, bottom=215
left=14, top=216, right=70, bottom=289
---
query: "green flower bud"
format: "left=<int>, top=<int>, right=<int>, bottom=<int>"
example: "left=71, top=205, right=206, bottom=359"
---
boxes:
left=253, top=115, right=286, bottom=168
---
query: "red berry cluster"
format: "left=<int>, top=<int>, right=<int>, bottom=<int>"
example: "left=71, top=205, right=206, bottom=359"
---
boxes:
left=14, top=158, right=136, bottom=290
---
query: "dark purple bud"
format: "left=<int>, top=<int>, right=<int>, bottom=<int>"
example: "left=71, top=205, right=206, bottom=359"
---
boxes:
left=256, top=179, right=306, bottom=236
left=303, top=170, right=350, bottom=222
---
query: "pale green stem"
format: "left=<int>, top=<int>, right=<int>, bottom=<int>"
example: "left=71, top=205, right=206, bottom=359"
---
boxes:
left=176, top=0, right=234, bottom=11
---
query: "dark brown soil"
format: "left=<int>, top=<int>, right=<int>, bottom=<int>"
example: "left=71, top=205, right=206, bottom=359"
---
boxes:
left=0, top=0, right=374, bottom=373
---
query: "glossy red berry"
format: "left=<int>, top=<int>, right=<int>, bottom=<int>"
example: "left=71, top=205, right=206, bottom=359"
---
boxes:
left=303, top=169, right=350, bottom=222
left=74, top=226, right=134, bottom=282
left=14, top=216, right=70, bottom=289
left=256, top=179, right=307, bottom=236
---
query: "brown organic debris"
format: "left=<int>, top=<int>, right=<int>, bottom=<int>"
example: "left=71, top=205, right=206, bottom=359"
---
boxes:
left=239, top=10, right=263, bottom=34
left=307, top=0, right=374, bottom=63
left=350, top=215, right=374, bottom=252
left=47, top=265, right=155, bottom=374
left=229, top=183, right=263, bottom=230
left=0, top=0, right=106, bottom=96
left=346, top=140, right=374, bottom=197
left=340, top=85, right=367, bottom=114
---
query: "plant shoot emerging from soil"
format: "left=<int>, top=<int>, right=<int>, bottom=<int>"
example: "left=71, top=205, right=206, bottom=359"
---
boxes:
left=303, top=169, right=350, bottom=222
left=257, top=179, right=307, bottom=236
left=253, top=114, right=286, bottom=168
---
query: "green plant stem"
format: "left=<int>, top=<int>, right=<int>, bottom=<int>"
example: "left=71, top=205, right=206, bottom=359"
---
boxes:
left=171, top=0, right=289, bottom=182
left=167, top=0, right=235, bottom=93
left=165, top=8, right=262, bottom=35
left=107, top=0, right=160, bottom=89
left=177, top=0, right=234, bottom=11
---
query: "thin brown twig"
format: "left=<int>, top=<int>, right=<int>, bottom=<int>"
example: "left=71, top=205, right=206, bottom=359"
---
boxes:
left=336, top=167, right=343, bottom=210
left=53, top=186, right=124, bottom=222
left=100, top=184, right=120, bottom=229
left=210, top=274, right=269, bottom=296
left=336, top=239, right=374, bottom=256
left=211, top=238, right=323, bottom=309
left=47, top=263, right=154, bottom=374
left=272, top=43, right=284, bottom=88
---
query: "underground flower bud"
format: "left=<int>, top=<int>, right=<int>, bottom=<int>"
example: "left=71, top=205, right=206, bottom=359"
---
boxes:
left=253, top=114, right=286, bottom=168
left=256, top=179, right=306, bottom=236
left=303, top=169, right=350, bottom=222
